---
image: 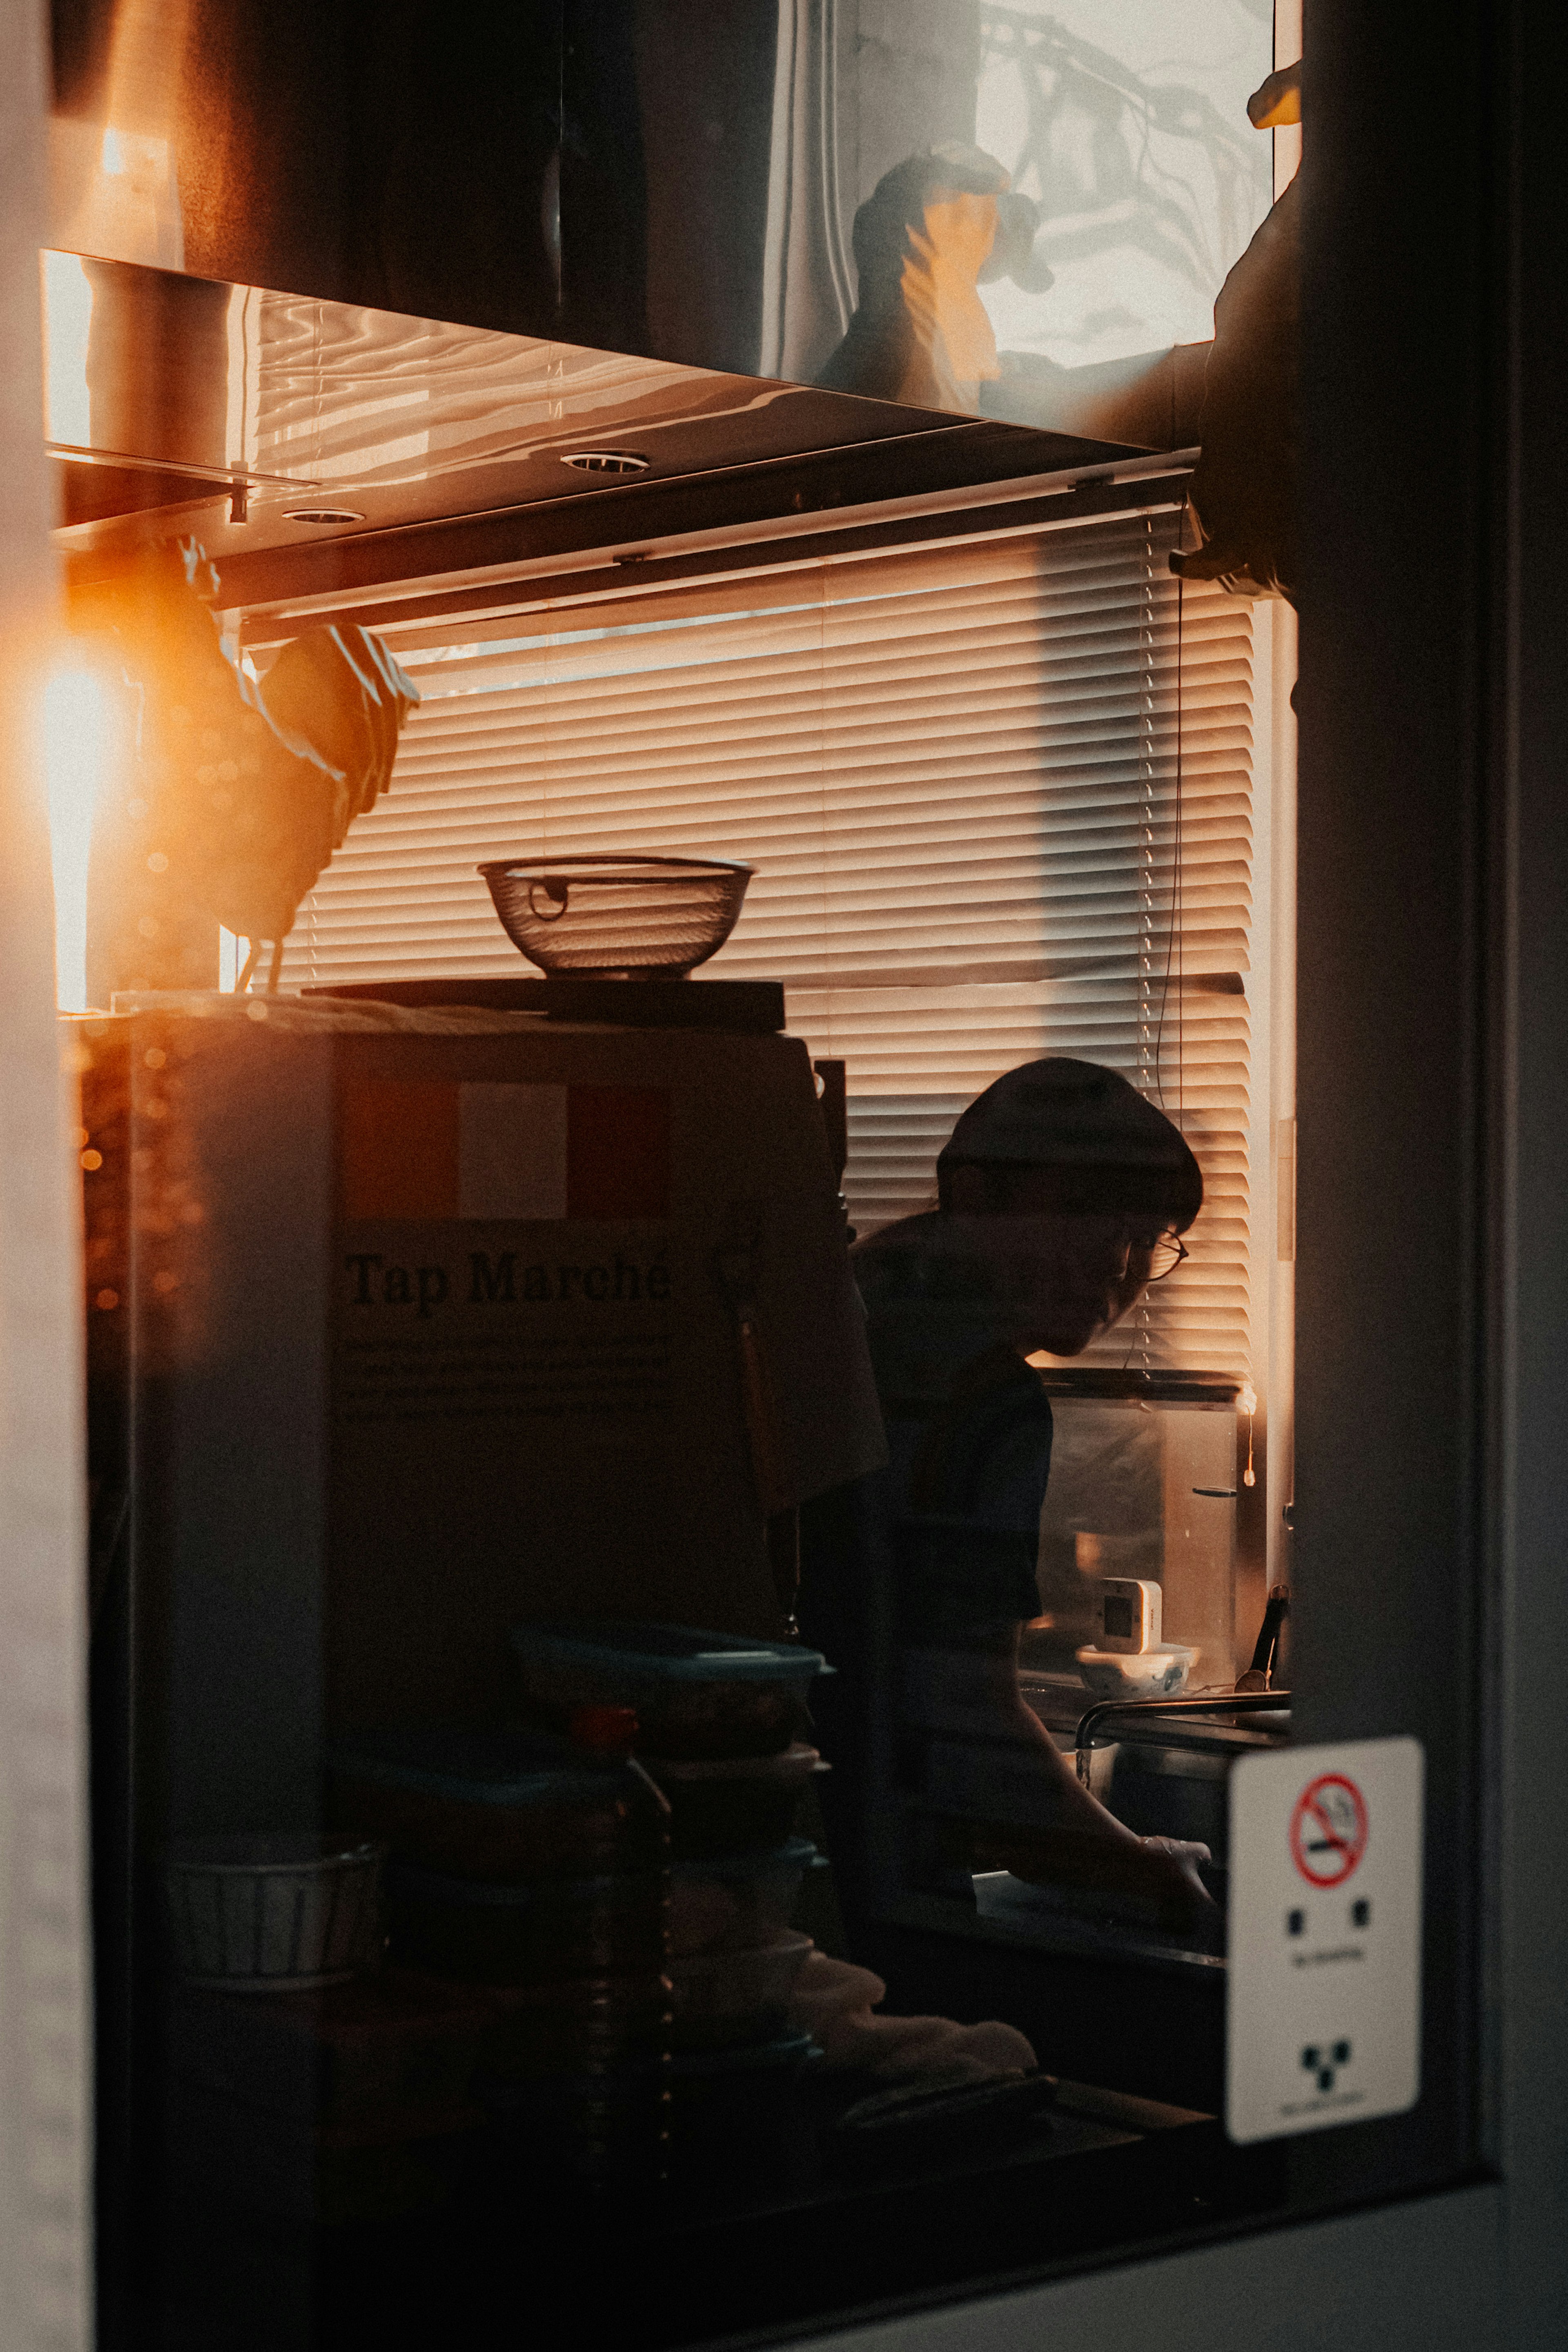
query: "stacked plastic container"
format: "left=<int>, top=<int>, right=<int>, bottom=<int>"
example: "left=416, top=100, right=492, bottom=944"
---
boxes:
left=508, top=1622, right=831, bottom=2199
left=160, top=1832, right=499, bottom=2225
left=330, top=1714, right=673, bottom=2206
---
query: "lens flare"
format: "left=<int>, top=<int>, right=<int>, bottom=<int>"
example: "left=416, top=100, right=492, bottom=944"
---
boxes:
left=44, top=666, right=114, bottom=1013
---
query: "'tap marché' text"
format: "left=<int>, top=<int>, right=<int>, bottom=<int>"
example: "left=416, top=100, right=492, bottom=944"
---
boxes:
left=344, top=1251, right=672, bottom=1318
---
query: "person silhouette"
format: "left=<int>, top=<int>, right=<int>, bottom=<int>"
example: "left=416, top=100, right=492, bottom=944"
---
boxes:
left=800, top=1057, right=1213, bottom=1938
left=818, top=143, right=1049, bottom=415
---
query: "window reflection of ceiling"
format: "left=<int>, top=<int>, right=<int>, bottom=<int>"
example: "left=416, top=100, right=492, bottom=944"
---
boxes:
left=975, top=0, right=1274, bottom=370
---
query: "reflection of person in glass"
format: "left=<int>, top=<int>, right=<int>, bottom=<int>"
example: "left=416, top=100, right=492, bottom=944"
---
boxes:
left=801, top=1058, right=1213, bottom=1934
left=818, top=144, right=1051, bottom=415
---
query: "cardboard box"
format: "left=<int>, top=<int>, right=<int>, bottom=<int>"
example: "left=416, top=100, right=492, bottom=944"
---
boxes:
left=77, top=995, right=885, bottom=1840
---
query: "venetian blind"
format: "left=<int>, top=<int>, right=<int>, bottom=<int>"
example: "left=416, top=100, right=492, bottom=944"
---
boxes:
left=276, top=509, right=1255, bottom=1376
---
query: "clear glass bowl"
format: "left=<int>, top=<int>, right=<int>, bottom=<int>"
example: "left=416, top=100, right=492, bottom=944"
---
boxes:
left=476, top=854, right=753, bottom=979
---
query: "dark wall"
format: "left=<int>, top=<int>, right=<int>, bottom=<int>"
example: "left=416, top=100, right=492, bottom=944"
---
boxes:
left=1292, top=0, right=1498, bottom=2212
left=54, top=0, right=590, bottom=336
left=628, top=0, right=777, bottom=371
left=49, top=0, right=704, bottom=354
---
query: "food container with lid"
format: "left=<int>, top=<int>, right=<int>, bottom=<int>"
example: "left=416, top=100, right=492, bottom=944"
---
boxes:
left=509, top=1620, right=828, bottom=1759
left=669, top=1838, right=819, bottom=1956
left=642, top=1742, right=824, bottom=1856
left=668, top=1927, right=814, bottom=2049
left=168, top=1965, right=493, bottom=2129
left=328, top=1725, right=648, bottom=1884
left=164, top=1834, right=387, bottom=1993
left=476, top=1971, right=673, bottom=2084
left=166, top=2070, right=479, bottom=2226
left=666, top=2031, right=820, bottom=2200
left=386, top=1862, right=666, bottom=1986
left=469, top=2056, right=673, bottom=2198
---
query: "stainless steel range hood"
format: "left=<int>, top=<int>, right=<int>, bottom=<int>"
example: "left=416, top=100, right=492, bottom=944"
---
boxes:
left=49, top=251, right=1167, bottom=632
left=48, top=1, right=1274, bottom=461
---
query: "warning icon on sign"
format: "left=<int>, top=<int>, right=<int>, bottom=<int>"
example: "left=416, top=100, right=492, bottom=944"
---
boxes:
left=1290, top=1773, right=1369, bottom=1887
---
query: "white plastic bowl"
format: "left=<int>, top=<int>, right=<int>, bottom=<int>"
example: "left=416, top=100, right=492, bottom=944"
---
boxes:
left=165, top=1833, right=388, bottom=1992
left=1074, top=1644, right=1197, bottom=1701
left=668, top=1928, right=814, bottom=2048
left=669, top=1839, right=818, bottom=1957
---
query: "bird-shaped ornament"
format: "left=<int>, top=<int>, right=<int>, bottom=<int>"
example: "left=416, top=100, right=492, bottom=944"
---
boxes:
left=79, top=539, right=418, bottom=998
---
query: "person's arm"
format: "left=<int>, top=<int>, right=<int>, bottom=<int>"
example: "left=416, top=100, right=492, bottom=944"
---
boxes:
left=965, top=1630, right=1214, bottom=1930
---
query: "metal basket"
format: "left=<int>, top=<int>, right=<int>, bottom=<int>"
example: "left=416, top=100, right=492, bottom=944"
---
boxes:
left=477, top=854, right=752, bottom=978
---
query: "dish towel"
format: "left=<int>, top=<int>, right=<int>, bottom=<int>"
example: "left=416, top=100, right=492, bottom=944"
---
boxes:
left=788, top=1947, right=1036, bottom=2081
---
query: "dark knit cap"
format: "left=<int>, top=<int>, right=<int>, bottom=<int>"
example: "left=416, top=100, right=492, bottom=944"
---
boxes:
left=936, top=1058, right=1203, bottom=1229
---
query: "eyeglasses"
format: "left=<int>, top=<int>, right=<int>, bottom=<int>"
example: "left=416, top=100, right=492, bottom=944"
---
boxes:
left=1133, top=1230, right=1189, bottom=1282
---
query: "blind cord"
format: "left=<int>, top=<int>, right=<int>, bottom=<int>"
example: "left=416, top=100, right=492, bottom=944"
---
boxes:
left=1152, top=544, right=1186, bottom=1119
left=1128, top=521, right=1188, bottom=1376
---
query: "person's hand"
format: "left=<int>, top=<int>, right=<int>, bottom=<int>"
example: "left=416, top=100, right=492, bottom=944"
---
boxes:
left=1134, top=1836, right=1216, bottom=1932
left=971, top=1819, right=1215, bottom=1932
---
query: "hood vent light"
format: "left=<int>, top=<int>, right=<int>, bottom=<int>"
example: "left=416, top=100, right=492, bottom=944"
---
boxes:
left=285, top=507, right=365, bottom=526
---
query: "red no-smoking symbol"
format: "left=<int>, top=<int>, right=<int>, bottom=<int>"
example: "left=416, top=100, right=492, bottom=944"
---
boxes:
left=1290, top=1774, right=1368, bottom=1887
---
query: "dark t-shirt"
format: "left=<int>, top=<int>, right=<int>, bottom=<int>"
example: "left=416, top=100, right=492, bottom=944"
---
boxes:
left=798, top=1216, right=1055, bottom=1920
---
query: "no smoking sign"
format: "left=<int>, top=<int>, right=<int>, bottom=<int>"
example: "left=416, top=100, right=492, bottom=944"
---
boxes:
left=1289, top=1773, right=1368, bottom=1887
left=1228, top=1737, right=1423, bottom=2143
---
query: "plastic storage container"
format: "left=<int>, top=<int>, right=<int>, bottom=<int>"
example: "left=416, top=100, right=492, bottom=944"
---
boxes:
left=166, top=2070, right=477, bottom=2226
left=666, top=2031, right=820, bottom=2201
left=642, top=1743, right=824, bottom=1857
left=164, top=1835, right=387, bottom=1992
left=168, top=1967, right=491, bottom=2129
left=669, top=1839, right=818, bottom=1957
left=668, top=1928, right=814, bottom=2049
left=387, top=1863, right=667, bottom=1986
left=477, top=1971, right=672, bottom=2085
left=341, top=1707, right=675, bottom=2198
left=329, top=1726, right=646, bottom=1883
left=509, top=1621, right=826, bottom=1759
left=468, top=2058, right=672, bottom=2204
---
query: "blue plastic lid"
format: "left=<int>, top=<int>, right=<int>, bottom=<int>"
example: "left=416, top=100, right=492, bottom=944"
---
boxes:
left=388, top=1859, right=665, bottom=1910
left=476, top=2054, right=671, bottom=2110
left=669, top=2031, right=820, bottom=2078
left=508, top=1619, right=829, bottom=1684
left=670, top=1837, right=817, bottom=1885
left=329, top=1726, right=626, bottom=1809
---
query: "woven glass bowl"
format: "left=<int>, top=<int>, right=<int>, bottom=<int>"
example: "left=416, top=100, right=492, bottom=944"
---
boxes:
left=477, top=854, right=753, bottom=979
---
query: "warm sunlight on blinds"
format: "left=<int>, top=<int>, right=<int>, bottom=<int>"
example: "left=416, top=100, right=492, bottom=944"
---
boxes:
left=276, top=510, right=1254, bottom=1375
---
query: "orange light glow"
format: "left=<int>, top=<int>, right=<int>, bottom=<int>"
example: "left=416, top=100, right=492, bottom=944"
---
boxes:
left=44, top=666, right=114, bottom=1013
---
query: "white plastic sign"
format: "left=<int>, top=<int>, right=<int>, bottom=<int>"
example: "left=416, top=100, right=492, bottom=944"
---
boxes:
left=1227, top=1736, right=1423, bottom=2143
